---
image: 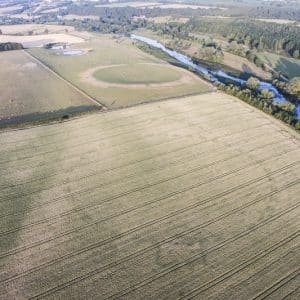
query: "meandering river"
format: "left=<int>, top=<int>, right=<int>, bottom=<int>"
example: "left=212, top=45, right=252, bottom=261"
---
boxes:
left=131, top=34, right=300, bottom=119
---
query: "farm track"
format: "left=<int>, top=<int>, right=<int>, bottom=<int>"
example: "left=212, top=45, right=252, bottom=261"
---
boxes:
left=30, top=212, right=300, bottom=299
left=0, top=125, right=285, bottom=209
left=0, top=157, right=298, bottom=258
left=281, top=287, right=300, bottom=299
left=0, top=106, right=265, bottom=184
left=0, top=121, right=271, bottom=193
left=1, top=93, right=299, bottom=299
left=0, top=136, right=292, bottom=236
left=251, top=269, right=300, bottom=300
left=1, top=180, right=298, bottom=285
left=0, top=101, right=248, bottom=164
left=178, top=239, right=300, bottom=300
left=0, top=92, right=256, bottom=148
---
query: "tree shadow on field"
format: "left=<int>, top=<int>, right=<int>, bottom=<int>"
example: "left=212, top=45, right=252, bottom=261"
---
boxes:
left=0, top=104, right=102, bottom=128
left=242, top=63, right=253, bottom=75
left=275, top=57, right=300, bottom=79
left=0, top=129, right=71, bottom=279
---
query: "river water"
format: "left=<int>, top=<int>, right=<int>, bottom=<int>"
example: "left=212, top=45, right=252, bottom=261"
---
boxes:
left=131, top=34, right=300, bottom=119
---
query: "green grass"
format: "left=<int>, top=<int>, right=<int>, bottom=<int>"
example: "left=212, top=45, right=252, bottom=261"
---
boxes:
left=28, top=34, right=211, bottom=109
left=258, top=52, right=300, bottom=79
left=0, top=50, right=98, bottom=126
left=93, top=64, right=181, bottom=84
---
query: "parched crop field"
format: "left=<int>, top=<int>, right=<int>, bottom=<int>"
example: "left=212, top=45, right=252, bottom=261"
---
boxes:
left=0, top=50, right=100, bottom=127
left=0, top=92, right=299, bottom=299
left=29, top=34, right=211, bottom=108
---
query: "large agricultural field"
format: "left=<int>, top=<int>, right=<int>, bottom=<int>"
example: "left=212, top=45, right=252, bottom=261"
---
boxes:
left=0, top=24, right=75, bottom=35
left=0, top=24, right=85, bottom=48
left=0, top=92, right=299, bottom=299
left=0, top=50, right=100, bottom=127
left=29, top=34, right=211, bottom=108
left=95, top=2, right=225, bottom=9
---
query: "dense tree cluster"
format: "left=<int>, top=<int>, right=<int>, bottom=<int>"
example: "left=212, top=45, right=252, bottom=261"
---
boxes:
left=214, top=82, right=299, bottom=129
left=181, top=18, right=300, bottom=59
left=0, top=42, right=23, bottom=51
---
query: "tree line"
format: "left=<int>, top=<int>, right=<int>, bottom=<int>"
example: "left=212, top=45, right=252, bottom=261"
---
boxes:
left=173, top=18, right=300, bottom=59
left=0, top=42, right=23, bottom=51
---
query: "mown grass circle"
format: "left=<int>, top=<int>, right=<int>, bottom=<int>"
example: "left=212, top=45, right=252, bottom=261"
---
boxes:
left=93, top=63, right=182, bottom=85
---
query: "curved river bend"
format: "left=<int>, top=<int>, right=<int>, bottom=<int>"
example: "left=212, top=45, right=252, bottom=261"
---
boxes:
left=131, top=34, right=300, bottom=119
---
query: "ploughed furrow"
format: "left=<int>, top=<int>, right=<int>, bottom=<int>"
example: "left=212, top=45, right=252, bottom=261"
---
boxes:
left=252, top=269, right=300, bottom=300
left=0, top=139, right=294, bottom=248
left=0, top=157, right=298, bottom=259
left=1, top=179, right=298, bottom=288
left=0, top=92, right=299, bottom=299
left=0, top=133, right=292, bottom=236
left=0, top=113, right=269, bottom=197
left=0, top=128, right=280, bottom=236
left=0, top=100, right=235, bottom=158
left=282, top=287, right=300, bottom=300
left=179, top=240, right=300, bottom=299
left=29, top=207, right=300, bottom=299
left=0, top=92, right=243, bottom=147
left=0, top=102, right=246, bottom=165
left=0, top=110, right=270, bottom=190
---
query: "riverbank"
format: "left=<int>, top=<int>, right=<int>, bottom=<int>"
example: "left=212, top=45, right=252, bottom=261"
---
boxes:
left=132, top=34, right=300, bottom=129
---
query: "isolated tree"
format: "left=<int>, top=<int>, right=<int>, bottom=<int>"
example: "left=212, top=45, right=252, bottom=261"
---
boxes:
left=246, top=77, right=260, bottom=90
left=0, top=29, right=2, bottom=35
left=287, top=77, right=300, bottom=95
left=277, top=102, right=296, bottom=113
left=261, top=89, right=274, bottom=100
left=44, top=28, right=49, bottom=34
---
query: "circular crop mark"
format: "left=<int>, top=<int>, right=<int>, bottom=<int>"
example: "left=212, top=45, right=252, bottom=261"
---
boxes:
left=92, top=63, right=182, bottom=85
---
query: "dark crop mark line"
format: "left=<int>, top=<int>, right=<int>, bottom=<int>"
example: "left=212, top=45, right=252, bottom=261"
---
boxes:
left=0, top=110, right=264, bottom=190
left=2, top=178, right=299, bottom=286
left=0, top=110, right=270, bottom=178
left=0, top=140, right=294, bottom=238
left=0, top=141, right=294, bottom=225
left=0, top=121, right=274, bottom=204
left=0, top=92, right=217, bottom=143
left=106, top=231, right=300, bottom=299
left=180, top=242, right=300, bottom=299
left=29, top=208, right=300, bottom=299
left=0, top=103, right=243, bottom=163
left=0, top=109, right=261, bottom=183
left=0, top=108, right=263, bottom=187
left=210, top=243, right=300, bottom=298
left=0, top=132, right=290, bottom=215
left=281, top=287, right=300, bottom=300
left=0, top=160, right=298, bottom=259
left=0, top=131, right=284, bottom=226
left=252, top=269, right=300, bottom=300
left=0, top=97, right=242, bottom=146
left=0, top=109, right=258, bottom=188
left=0, top=105, right=212, bottom=162
left=0, top=101, right=234, bottom=154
